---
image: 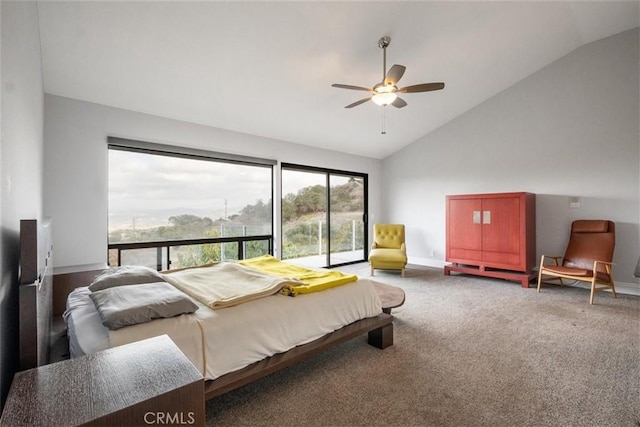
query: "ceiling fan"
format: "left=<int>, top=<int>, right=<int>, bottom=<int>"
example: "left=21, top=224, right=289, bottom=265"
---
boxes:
left=332, top=36, right=445, bottom=109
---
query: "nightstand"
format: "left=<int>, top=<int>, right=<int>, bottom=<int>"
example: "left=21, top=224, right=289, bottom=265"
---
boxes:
left=1, top=335, right=204, bottom=426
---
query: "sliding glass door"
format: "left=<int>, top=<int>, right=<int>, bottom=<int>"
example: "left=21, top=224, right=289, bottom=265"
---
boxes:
left=281, top=164, right=367, bottom=268
left=328, top=174, right=366, bottom=265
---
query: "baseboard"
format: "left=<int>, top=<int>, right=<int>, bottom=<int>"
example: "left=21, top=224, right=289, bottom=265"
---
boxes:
left=408, top=257, right=448, bottom=269
left=408, top=257, right=640, bottom=297
left=559, top=280, right=640, bottom=297
left=615, top=281, right=640, bottom=296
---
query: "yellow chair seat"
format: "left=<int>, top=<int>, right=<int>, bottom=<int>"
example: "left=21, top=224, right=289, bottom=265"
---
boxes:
left=369, top=248, right=407, bottom=266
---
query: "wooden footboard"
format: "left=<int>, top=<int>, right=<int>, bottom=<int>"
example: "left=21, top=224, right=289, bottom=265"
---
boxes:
left=204, top=312, right=393, bottom=400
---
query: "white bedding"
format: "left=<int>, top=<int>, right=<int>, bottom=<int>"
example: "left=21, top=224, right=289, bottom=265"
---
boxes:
left=65, top=287, right=110, bottom=356
left=65, top=279, right=382, bottom=381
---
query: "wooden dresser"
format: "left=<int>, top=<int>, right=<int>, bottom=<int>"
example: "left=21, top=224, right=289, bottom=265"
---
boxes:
left=1, top=335, right=205, bottom=426
left=444, top=192, right=536, bottom=288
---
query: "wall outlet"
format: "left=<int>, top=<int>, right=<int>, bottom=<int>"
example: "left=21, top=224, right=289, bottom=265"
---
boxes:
left=569, top=202, right=581, bottom=208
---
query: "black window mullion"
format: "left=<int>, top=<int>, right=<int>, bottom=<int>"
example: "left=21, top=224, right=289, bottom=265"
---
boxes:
left=325, top=172, right=331, bottom=268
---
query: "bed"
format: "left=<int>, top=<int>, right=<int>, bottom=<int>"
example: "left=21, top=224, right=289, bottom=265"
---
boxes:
left=21, top=222, right=394, bottom=401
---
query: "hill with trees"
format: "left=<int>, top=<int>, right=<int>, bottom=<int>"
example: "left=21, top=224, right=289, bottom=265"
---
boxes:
left=109, top=178, right=364, bottom=268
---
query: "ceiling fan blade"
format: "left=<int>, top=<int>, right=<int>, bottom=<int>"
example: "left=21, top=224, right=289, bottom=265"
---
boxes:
left=398, top=82, right=445, bottom=93
left=384, top=64, right=406, bottom=86
left=345, top=97, right=371, bottom=109
left=332, top=83, right=372, bottom=91
left=392, top=97, right=407, bottom=108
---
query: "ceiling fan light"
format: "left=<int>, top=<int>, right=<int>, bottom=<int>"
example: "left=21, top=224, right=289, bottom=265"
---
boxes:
left=372, top=92, right=397, bottom=106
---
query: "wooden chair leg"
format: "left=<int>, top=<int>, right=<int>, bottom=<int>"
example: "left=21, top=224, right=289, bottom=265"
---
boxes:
left=401, top=268, right=405, bottom=278
left=609, top=279, right=617, bottom=298
left=589, top=278, right=596, bottom=305
left=537, top=267, right=544, bottom=292
left=370, top=266, right=374, bottom=276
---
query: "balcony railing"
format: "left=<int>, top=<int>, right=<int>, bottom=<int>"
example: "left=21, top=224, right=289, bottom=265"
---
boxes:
left=108, top=235, right=273, bottom=271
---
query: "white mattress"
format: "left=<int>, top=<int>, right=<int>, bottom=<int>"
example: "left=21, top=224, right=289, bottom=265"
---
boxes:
left=65, top=279, right=382, bottom=380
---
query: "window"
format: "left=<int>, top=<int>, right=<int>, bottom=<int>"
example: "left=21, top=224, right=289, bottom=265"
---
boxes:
left=108, top=138, right=274, bottom=270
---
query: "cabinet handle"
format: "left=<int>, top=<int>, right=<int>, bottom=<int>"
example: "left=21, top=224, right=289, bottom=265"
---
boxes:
left=483, top=211, right=491, bottom=224
left=473, top=211, right=481, bottom=224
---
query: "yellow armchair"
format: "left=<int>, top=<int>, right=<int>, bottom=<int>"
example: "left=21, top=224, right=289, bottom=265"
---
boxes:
left=369, top=224, right=408, bottom=277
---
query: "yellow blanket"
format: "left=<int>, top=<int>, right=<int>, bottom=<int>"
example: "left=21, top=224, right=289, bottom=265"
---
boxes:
left=162, top=262, right=301, bottom=309
left=239, top=255, right=358, bottom=296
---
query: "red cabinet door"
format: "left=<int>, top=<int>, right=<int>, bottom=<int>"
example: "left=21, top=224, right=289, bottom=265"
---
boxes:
left=447, top=197, right=482, bottom=262
left=481, top=196, right=521, bottom=267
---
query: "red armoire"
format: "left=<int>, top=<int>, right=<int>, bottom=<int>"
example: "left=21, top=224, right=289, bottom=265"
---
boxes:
left=444, top=192, right=536, bottom=288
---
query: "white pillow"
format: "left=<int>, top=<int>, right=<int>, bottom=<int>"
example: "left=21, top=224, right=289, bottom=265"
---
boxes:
left=88, top=265, right=166, bottom=292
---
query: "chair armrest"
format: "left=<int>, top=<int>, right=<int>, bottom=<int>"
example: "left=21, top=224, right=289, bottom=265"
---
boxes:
left=593, top=260, right=614, bottom=273
left=540, top=255, right=562, bottom=266
left=371, top=242, right=378, bottom=249
left=593, top=260, right=614, bottom=277
left=400, top=243, right=406, bottom=252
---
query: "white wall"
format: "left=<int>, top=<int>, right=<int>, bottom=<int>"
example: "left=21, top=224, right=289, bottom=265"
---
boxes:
left=43, top=95, right=382, bottom=269
left=382, top=28, right=639, bottom=290
left=0, top=0, right=44, bottom=408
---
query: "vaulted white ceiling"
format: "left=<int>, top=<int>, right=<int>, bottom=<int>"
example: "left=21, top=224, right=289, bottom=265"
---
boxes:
left=37, top=1, right=639, bottom=159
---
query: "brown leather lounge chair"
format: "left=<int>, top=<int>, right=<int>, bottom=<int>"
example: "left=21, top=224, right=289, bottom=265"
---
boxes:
left=537, top=220, right=616, bottom=304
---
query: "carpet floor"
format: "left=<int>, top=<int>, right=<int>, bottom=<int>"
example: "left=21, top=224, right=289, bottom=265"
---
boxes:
left=206, top=263, right=640, bottom=426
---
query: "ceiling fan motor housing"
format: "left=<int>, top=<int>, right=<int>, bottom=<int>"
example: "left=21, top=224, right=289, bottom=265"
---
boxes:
left=378, top=36, right=391, bottom=49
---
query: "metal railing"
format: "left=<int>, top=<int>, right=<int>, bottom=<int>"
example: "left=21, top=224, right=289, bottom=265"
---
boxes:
left=108, top=234, right=273, bottom=271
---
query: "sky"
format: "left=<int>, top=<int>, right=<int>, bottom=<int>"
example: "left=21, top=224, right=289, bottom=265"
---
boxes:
left=109, top=150, right=271, bottom=226
left=108, top=150, right=341, bottom=230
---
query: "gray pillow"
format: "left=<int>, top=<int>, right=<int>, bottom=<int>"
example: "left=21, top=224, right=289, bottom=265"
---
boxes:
left=89, top=265, right=166, bottom=291
left=89, top=282, right=198, bottom=330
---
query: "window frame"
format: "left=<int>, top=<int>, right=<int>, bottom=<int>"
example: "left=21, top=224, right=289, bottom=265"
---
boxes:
left=107, top=137, right=276, bottom=270
left=280, top=162, right=369, bottom=268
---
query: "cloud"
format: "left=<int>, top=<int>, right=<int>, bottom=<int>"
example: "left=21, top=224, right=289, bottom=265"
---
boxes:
left=109, top=150, right=361, bottom=228
left=109, top=150, right=271, bottom=219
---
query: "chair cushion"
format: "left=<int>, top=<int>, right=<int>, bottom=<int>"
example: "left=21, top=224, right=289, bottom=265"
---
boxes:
left=543, top=265, right=592, bottom=277
left=562, top=220, right=614, bottom=273
left=571, top=220, right=610, bottom=233
left=542, top=265, right=612, bottom=282
left=369, top=248, right=407, bottom=262
left=373, top=224, right=405, bottom=249
left=369, top=248, right=407, bottom=269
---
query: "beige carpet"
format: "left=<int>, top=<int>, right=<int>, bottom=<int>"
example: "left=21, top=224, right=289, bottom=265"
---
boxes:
left=206, top=264, right=640, bottom=426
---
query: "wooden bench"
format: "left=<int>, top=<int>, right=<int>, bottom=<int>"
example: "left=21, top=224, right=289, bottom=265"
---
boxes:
left=372, top=281, right=406, bottom=314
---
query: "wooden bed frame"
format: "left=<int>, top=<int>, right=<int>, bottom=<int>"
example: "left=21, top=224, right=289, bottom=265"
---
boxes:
left=22, top=219, right=394, bottom=399
left=204, top=312, right=392, bottom=399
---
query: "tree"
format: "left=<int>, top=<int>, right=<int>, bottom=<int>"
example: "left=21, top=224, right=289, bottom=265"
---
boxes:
left=295, top=185, right=325, bottom=214
left=282, top=193, right=296, bottom=222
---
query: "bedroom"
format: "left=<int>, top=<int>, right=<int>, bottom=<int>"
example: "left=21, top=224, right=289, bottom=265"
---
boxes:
left=1, top=0, right=639, bottom=425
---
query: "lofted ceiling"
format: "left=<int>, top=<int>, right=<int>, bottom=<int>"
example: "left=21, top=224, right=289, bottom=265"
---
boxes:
left=36, top=1, right=639, bottom=159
